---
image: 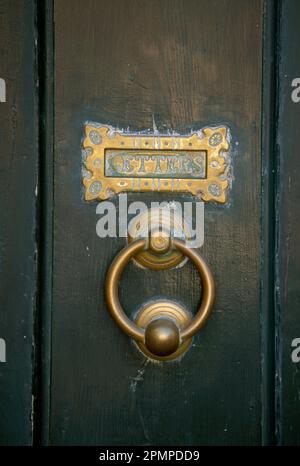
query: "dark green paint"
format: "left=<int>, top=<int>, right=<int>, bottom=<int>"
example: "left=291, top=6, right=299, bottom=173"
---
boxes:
left=0, top=0, right=38, bottom=446
left=49, top=0, right=263, bottom=445
left=1, top=0, right=299, bottom=446
left=277, top=0, right=300, bottom=446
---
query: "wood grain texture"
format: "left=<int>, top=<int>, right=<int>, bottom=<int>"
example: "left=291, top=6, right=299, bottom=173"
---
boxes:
left=51, top=0, right=263, bottom=445
left=0, top=0, right=38, bottom=445
left=34, top=0, right=54, bottom=446
left=260, top=0, right=277, bottom=445
left=277, top=0, right=300, bottom=446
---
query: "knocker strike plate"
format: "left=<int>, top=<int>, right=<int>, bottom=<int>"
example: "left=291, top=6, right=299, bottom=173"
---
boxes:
left=82, top=124, right=230, bottom=203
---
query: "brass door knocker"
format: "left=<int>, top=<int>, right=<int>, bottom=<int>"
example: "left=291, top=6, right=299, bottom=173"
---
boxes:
left=82, top=124, right=231, bottom=361
left=105, top=229, right=215, bottom=361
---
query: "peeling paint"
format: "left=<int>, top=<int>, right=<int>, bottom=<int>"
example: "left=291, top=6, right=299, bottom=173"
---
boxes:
left=129, top=359, right=149, bottom=392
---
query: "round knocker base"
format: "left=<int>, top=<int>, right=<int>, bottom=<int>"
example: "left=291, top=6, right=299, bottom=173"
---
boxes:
left=127, top=207, right=192, bottom=270
left=135, top=301, right=193, bottom=361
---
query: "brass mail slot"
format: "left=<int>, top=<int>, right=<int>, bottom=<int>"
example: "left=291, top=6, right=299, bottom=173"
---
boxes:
left=82, top=124, right=230, bottom=203
left=104, top=149, right=207, bottom=179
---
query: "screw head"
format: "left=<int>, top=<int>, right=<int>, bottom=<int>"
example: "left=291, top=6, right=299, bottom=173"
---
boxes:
left=149, top=230, right=171, bottom=255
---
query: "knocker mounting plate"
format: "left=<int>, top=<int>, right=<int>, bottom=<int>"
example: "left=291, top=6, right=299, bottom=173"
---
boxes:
left=82, top=124, right=230, bottom=203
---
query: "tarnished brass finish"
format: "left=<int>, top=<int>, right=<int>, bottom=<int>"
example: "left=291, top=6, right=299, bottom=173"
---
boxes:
left=149, top=230, right=171, bottom=255
left=145, top=318, right=180, bottom=357
left=105, top=237, right=215, bottom=360
left=105, top=239, right=146, bottom=342
left=172, top=239, right=215, bottom=340
left=82, top=124, right=230, bottom=203
left=135, top=301, right=192, bottom=361
left=127, top=207, right=190, bottom=270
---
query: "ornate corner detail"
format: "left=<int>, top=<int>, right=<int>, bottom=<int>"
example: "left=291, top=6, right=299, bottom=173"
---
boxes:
left=82, top=124, right=231, bottom=203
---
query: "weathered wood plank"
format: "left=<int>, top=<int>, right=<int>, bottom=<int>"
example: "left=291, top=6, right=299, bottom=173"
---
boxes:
left=277, top=0, right=300, bottom=446
left=51, top=0, right=263, bottom=445
left=0, top=0, right=38, bottom=445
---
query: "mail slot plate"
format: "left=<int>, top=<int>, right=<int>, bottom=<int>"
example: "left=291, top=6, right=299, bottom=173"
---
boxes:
left=82, top=124, right=230, bottom=203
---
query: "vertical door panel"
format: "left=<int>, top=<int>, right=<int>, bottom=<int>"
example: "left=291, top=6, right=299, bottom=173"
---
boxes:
left=51, top=0, right=263, bottom=445
left=0, top=0, right=38, bottom=445
left=277, top=0, right=300, bottom=445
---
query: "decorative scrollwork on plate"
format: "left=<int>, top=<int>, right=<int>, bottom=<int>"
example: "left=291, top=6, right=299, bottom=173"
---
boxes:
left=82, top=124, right=231, bottom=203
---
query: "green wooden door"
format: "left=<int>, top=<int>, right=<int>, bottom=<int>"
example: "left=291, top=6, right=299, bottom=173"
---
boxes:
left=49, top=0, right=264, bottom=445
left=1, top=0, right=300, bottom=446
